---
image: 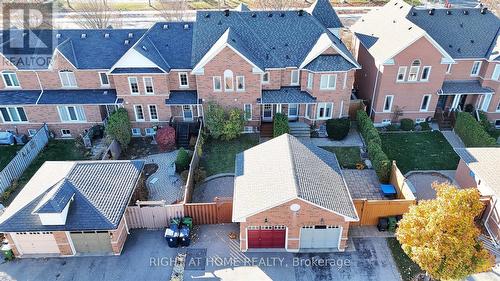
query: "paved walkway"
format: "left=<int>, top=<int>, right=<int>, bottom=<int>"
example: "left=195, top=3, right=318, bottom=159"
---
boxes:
left=349, top=226, right=395, bottom=238
left=406, top=170, right=457, bottom=200
left=144, top=151, right=184, bottom=204
left=192, top=175, right=234, bottom=203
left=304, top=128, right=364, bottom=147
left=343, top=169, right=386, bottom=200
left=441, top=130, right=465, bottom=149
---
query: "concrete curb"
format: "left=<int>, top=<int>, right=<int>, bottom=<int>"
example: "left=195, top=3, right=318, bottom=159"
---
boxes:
left=202, top=173, right=235, bottom=183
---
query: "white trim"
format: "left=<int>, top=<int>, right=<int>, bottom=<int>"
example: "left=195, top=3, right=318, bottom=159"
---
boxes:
left=1, top=71, right=21, bottom=88
left=182, top=105, right=193, bottom=121
left=446, top=63, right=452, bottom=74
left=60, top=129, right=72, bottom=137
left=383, top=95, right=394, bottom=113
left=178, top=72, right=189, bottom=88
left=316, top=102, right=333, bottom=120
left=143, top=77, right=154, bottom=95
left=58, top=70, right=78, bottom=88
left=396, top=66, right=407, bottom=82
left=0, top=106, right=28, bottom=123
left=299, top=33, right=360, bottom=69
left=236, top=75, right=245, bottom=91
left=213, top=76, right=222, bottom=92
left=65, top=231, right=76, bottom=256
left=98, top=72, right=110, bottom=87
left=224, top=69, right=234, bottom=92
left=319, top=74, right=336, bottom=90
left=471, top=61, right=482, bottom=77
left=420, top=66, right=431, bottom=82
left=244, top=103, right=252, bottom=121
left=307, top=72, right=313, bottom=89
left=57, top=105, right=86, bottom=123
left=290, top=69, right=299, bottom=85
left=288, top=103, right=299, bottom=118
left=133, top=104, right=145, bottom=121
left=109, top=43, right=168, bottom=73
left=492, top=64, right=500, bottom=81
left=52, top=48, right=78, bottom=70
left=261, top=71, right=270, bottom=84
left=420, top=94, right=431, bottom=112
left=148, top=104, right=158, bottom=121
left=128, top=77, right=139, bottom=95
left=342, top=72, right=347, bottom=89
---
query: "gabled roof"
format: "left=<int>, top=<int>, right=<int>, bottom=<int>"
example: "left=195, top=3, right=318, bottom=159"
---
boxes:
left=455, top=148, right=500, bottom=197
left=304, top=54, right=356, bottom=72
left=307, top=0, right=343, bottom=29
left=233, top=134, right=358, bottom=222
left=0, top=160, right=144, bottom=232
left=407, top=7, right=500, bottom=59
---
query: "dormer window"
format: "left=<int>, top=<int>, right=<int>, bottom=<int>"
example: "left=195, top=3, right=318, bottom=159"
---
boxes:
left=2, top=71, right=20, bottom=88
left=408, top=60, right=421, bottom=81
left=59, top=70, right=77, bottom=87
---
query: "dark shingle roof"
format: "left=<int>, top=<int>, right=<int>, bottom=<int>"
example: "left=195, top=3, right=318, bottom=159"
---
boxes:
left=0, top=90, right=41, bottom=105
left=261, top=87, right=316, bottom=104
left=110, top=67, right=165, bottom=74
left=441, top=80, right=494, bottom=95
left=0, top=160, right=144, bottom=232
left=37, top=89, right=119, bottom=105
left=35, top=180, right=75, bottom=213
left=407, top=7, right=500, bottom=59
left=308, top=0, right=343, bottom=29
left=165, top=90, right=198, bottom=105
left=304, top=54, right=356, bottom=71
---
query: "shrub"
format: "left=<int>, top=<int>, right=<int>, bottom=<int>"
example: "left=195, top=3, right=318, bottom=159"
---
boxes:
left=205, top=102, right=226, bottom=139
left=326, top=118, right=350, bottom=140
left=384, top=124, right=400, bottom=131
left=105, top=108, right=132, bottom=149
left=419, top=122, right=431, bottom=131
left=222, top=108, right=245, bottom=140
left=273, top=113, right=290, bottom=137
left=455, top=112, right=496, bottom=147
left=175, top=148, right=191, bottom=172
left=156, top=126, right=176, bottom=152
left=400, top=118, right=414, bottom=131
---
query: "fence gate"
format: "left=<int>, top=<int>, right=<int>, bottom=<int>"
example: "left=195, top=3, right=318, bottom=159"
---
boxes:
left=125, top=204, right=184, bottom=229
left=184, top=198, right=233, bottom=225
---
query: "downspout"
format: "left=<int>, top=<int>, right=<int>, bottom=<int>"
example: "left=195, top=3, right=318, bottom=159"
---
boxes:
left=34, top=71, right=44, bottom=104
left=369, top=65, right=381, bottom=118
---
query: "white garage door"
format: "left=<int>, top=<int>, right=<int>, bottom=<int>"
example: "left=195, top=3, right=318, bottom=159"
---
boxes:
left=11, top=232, right=60, bottom=255
left=300, top=226, right=342, bottom=250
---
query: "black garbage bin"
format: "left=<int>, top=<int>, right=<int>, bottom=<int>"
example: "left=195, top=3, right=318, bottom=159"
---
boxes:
left=377, top=217, right=388, bottom=232
left=164, top=224, right=180, bottom=248
left=179, top=226, right=191, bottom=247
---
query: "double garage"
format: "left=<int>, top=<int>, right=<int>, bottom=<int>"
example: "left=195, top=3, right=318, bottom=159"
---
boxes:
left=246, top=225, right=343, bottom=250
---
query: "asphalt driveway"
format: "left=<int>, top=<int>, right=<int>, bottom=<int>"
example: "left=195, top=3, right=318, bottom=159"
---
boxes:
left=0, top=225, right=401, bottom=281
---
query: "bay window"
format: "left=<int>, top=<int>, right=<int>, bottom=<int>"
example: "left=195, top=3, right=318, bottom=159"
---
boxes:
left=320, top=74, right=336, bottom=90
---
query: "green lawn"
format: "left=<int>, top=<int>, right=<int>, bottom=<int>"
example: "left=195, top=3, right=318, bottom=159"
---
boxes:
left=380, top=131, right=460, bottom=174
left=1, top=140, right=89, bottom=205
left=200, top=134, right=259, bottom=177
left=387, top=238, right=423, bottom=281
left=320, top=146, right=362, bottom=169
left=0, top=145, right=23, bottom=171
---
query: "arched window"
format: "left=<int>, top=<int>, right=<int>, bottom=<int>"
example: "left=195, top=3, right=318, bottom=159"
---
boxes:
left=59, top=70, right=77, bottom=87
left=224, top=69, right=233, bottom=91
left=408, top=60, right=421, bottom=81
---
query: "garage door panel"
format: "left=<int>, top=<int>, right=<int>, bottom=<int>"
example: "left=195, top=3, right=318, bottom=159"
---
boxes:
left=70, top=232, right=112, bottom=254
left=300, top=226, right=341, bottom=250
left=247, top=227, right=286, bottom=249
left=12, top=232, right=60, bottom=255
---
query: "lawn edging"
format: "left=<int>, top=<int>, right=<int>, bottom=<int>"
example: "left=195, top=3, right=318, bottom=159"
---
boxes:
left=202, top=173, right=235, bottom=183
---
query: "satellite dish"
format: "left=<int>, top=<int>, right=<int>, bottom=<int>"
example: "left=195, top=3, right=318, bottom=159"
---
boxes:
left=290, top=204, right=301, bottom=212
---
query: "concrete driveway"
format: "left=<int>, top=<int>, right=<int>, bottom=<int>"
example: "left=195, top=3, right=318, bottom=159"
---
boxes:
left=0, top=225, right=401, bottom=281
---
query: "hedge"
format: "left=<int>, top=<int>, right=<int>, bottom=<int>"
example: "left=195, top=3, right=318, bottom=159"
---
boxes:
left=326, top=118, right=350, bottom=140
left=454, top=112, right=496, bottom=147
left=273, top=113, right=290, bottom=137
left=357, top=110, right=391, bottom=183
left=400, top=118, right=414, bottom=131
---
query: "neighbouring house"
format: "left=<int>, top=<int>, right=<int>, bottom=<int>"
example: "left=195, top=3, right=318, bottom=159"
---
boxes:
left=455, top=148, right=500, bottom=247
left=0, top=160, right=144, bottom=257
left=0, top=0, right=359, bottom=141
left=351, top=0, right=499, bottom=128
left=232, top=134, right=358, bottom=252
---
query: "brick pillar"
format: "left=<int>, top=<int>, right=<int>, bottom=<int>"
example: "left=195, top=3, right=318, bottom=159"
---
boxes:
left=53, top=232, right=74, bottom=256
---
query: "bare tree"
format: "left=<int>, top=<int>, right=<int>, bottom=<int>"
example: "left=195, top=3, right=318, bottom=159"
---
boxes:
left=254, top=0, right=308, bottom=10
left=154, top=0, right=189, bottom=22
left=68, top=0, right=121, bottom=29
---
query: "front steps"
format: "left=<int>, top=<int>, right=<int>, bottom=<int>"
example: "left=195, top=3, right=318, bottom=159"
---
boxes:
left=288, top=122, right=310, bottom=138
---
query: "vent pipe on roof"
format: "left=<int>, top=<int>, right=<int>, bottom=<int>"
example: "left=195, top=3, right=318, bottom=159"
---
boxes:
left=251, top=13, right=256, bottom=18
left=463, top=10, right=469, bottom=15
left=124, top=39, right=129, bottom=45
left=142, top=45, right=147, bottom=51
left=128, top=33, right=133, bottom=38
left=184, top=24, right=189, bottom=29
left=205, top=13, right=210, bottom=18
left=411, top=11, right=416, bottom=16
left=298, top=10, right=304, bottom=16
left=446, top=10, right=452, bottom=15
left=224, top=9, right=230, bottom=17
left=163, top=24, right=169, bottom=29
left=280, top=13, right=285, bottom=17
left=81, top=33, right=87, bottom=38
left=56, top=33, right=61, bottom=38
left=104, top=33, right=110, bottom=38
left=481, top=7, right=488, bottom=14
left=428, top=8, right=435, bottom=15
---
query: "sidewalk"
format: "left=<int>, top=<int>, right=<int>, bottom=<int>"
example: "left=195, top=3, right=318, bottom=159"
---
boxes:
left=441, top=130, right=465, bottom=149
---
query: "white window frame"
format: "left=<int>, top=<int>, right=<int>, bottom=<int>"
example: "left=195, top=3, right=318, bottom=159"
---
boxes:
left=131, top=128, right=141, bottom=136
left=495, top=120, right=500, bottom=129
left=446, top=63, right=452, bottom=74
left=213, top=76, right=222, bottom=92
left=261, top=72, right=270, bottom=84
left=98, top=72, right=109, bottom=87
left=396, top=66, right=406, bottom=82
left=471, top=61, right=482, bottom=77
left=415, top=118, right=426, bottom=124
left=133, top=104, right=145, bottom=121
left=496, top=101, right=500, bottom=112
left=290, top=69, right=299, bottom=85
left=316, top=102, right=333, bottom=120
left=128, top=77, right=139, bottom=95
left=59, top=70, right=77, bottom=88
left=420, top=66, right=431, bottom=82
left=60, top=129, right=72, bottom=137
left=236, top=76, right=245, bottom=91
left=480, top=94, right=492, bottom=112
left=57, top=105, right=86, bottom=123
left=420, top=94, right=431, bottom=112
left=224, top=69, right=234, bottom=92
left=244, top=104, right=252, bottom=121
left=178, top=72, right=189, bottom=88
left=307, top=73, right=313, bottom=89
left=0, top=106, right=28, bottom=123
left=145, top=128, right=156, bottom=136
left=492, top=64, right=500, bottom=81
left=143, top=77, right=154, bottom=95
left=382, top=119, right=392, bottom=125
left=383, top=95, right=394, bottom=113
left=408, top=60, right=421, bottom=82
left=148, top=104, right=158, bottom=121
left=2, top=71, right=20, bottom=88
left=320, top=74, right=336, bottom=90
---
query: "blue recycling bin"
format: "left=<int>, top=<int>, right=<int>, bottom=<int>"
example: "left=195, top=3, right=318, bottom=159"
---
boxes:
left=380, top=184, right=397, bottom=198
left=179, top=226, right=191, bottom=247
left=164, top=224, right=180, bottom=248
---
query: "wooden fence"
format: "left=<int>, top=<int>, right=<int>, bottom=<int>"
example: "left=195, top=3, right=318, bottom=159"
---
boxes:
left=182, top=123, right=203, bottom=203
left=0, top=124, right=49, bottom=193
left=125, top=198, right=232, bottom=229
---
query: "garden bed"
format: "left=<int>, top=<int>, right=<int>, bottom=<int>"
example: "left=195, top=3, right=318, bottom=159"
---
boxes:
left=380, top=131, right=459, bottom=174
left=199, top=134, right=259, bottom=177
left=119, top=137, right=160, bottom=160
left=387, top=237, right=423, bottom=281
left=0, top=145, right=23, bottom=171
left=320, top=146, right=362, bottom=169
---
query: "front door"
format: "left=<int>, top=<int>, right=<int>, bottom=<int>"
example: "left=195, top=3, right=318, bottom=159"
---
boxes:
left=183, top=105, right=193, bottom=121
left=288, top=104, right=299, bottom=120
left=262, top=104, right=273, bottom=122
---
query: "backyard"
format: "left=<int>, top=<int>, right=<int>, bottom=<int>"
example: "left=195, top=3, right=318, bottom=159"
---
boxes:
left=380, top=131, right=460, bottom=174
left=0, top=145, right=23, bottom=171
left=320, top=146, right=362, bottom=169
left=1, top=140, right=89, bottom=205
left=199, top=134, right=259, bottom=177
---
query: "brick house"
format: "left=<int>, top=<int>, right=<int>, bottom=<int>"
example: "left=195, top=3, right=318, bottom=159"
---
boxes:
left=233, top=134, right=358, bottom=252
left=351, top=0, right=500, bottom=127
left=0, top=160, right=144, bottom=257
left=0, top=0, right=359, bottom=138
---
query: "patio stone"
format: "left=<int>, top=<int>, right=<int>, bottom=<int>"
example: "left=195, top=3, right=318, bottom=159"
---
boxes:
left=343, top=169, right=386, bottom=200
left=144, top=151, right=184, bottom=204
